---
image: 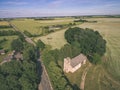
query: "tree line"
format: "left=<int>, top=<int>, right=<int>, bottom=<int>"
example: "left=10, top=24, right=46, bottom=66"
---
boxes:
left=0, top=30, right=20, bottom=36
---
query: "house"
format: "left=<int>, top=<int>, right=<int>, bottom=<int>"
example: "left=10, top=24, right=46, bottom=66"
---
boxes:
left=63, top=54, right=87, bottom=73
left=0, top=50, right=5, bottom=55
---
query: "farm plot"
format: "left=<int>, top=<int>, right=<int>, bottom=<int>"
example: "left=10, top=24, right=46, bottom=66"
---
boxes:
left=0, top=21, right=13, bottom=30
left=34, top=28, right=68, bottom=49
left=11, top=18, right=74, bottom=35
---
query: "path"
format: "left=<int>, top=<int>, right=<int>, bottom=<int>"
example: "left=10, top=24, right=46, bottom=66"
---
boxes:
left=80, top=63, right=91, bottom=90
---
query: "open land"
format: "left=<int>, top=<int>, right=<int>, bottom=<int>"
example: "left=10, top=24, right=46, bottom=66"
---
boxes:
left=11, top=18, right=74, bottom=35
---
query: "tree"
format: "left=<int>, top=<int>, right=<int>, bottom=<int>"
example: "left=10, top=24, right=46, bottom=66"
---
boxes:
left=36, top=40, right=45, bottom=51
left=65, top=27, right=106, bottom=64
left=11, top=39, right=23, bottom=51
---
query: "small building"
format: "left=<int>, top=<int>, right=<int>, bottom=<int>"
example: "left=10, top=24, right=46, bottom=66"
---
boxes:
left=0, top=50, right=5, bottom=55
left=63, top=54, right=87, bottom=73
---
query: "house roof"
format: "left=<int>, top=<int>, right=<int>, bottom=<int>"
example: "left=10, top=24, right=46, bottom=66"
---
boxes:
left=70, top=54, right=87, bottom=67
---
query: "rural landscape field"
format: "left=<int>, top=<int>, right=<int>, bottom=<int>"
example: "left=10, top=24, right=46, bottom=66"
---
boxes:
left=0, top=16, right=120, bottom=90
left=11, top=17, right=120, bottom=90
left=0, top=0, right=120, bottom=90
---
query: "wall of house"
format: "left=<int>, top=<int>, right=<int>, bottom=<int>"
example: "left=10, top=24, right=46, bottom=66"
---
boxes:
left=70, top=63, right=82, bottom=73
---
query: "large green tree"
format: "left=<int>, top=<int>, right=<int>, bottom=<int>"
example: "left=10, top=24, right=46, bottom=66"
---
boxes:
left=65, top=27, right=106, bottom=64
left=11, top=39, right=23, bottom=51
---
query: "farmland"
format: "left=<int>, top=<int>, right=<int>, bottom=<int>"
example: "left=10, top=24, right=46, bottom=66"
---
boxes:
left=34, top=28, right=68, bottom=49
left=11, top=18, right=74, bottom=35
left=0, top=21, right=13, bottom=30
left=1, top=17, right=120, bottom=90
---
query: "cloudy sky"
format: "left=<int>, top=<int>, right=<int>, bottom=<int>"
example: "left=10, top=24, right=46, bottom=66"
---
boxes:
left=0, top=0, right=120, bottom=18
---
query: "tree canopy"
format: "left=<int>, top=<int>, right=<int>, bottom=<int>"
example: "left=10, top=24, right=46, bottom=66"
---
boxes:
left=65, top=27, right=106, bottom=64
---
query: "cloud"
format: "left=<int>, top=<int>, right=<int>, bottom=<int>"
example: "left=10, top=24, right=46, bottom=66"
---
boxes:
left=3, top=1, right=28, bottom=5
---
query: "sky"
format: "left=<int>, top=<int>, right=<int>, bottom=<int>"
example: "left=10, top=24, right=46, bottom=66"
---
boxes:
left=0, top=0, right=120, bottom=18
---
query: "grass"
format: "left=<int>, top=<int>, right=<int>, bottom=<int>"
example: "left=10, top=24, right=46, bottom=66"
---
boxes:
left=0, top=21, right=9, bottom=26
left=0, top=21, right=13, bottom=31
left=11, top=18, right=74, bottom=35
left=0, top=36, right=18, bottom=50
left=0, top=36, right=18, bottom=63
left=34, top=28, right=68, bottom=49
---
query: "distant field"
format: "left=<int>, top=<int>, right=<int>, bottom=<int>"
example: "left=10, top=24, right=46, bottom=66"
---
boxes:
left=11, top=18, right=74, bottom=35
left=34, top=28, right=68, bottom=49
left=0, top=21, right=13, bottom=30
left=0, top=21, right=9, bottom=26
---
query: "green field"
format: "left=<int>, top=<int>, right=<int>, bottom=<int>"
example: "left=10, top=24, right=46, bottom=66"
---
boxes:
left=11, top=18, right=74, bottom=35
left=0, top=36, right=18, bottom=50
left=0, top=21, right=13, bottom=31
left=34, top=28, right=68, bottom=49
left=0, top=36, right=18, bottom=62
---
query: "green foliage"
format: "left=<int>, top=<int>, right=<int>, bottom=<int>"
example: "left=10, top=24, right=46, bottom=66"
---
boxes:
left=36, top=40, right=45, bottom=51
left=0, top=30, right=20, bottom=36
left=0, top=60, right=39, bottom=90
left=0, top=25, right=12, bottom=28
left=23, top=43, right=37, bottom=62
left=11, top=38, right=24, bottom=51
left=74, top=19, right=88, bottom=22
left=23, top=30, right=32, bottom=37
left=65, top=27, right=106, bottom=64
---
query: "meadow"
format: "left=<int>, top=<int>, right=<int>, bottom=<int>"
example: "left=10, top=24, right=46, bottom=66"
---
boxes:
left=0, top=21, right=13, bottom=30
left=34, top=28, right=68, bottom=49
left=11, top=18, right=74, bottom=35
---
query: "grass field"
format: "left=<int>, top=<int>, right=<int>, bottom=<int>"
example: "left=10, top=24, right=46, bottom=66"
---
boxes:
left=0, top=36, right=18, bottom=50
left=0, top=21, right=9, bottom=26
left=34, top=28, right=68, bottom=49
left=0, top=21, right=13, bottom=30
left=0, top=36, right=18, bottom=63
left=11, top=18, right=74, bottom=35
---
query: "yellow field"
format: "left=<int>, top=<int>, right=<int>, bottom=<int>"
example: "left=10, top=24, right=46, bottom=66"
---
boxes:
left=11, top=18, right=74, bottom=35
left=34, top=28, right=68, bottom=49
left=0, top=21, right=10, bottom=26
